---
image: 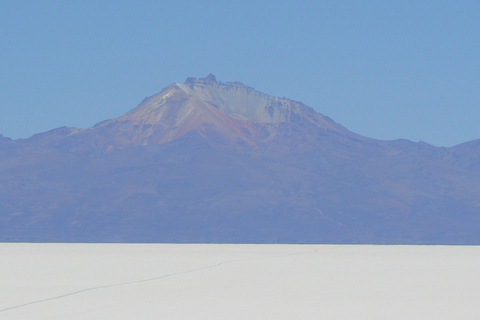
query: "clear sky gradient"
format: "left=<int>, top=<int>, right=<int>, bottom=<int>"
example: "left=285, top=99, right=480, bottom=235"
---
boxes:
left=1, top=1, right=479, bottom=147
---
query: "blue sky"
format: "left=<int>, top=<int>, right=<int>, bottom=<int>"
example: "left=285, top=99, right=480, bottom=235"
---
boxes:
left=1, top=1, right=479, bottom=147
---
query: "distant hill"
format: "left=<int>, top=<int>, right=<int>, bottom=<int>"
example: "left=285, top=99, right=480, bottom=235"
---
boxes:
left=1, top=75, right=479, bottom=243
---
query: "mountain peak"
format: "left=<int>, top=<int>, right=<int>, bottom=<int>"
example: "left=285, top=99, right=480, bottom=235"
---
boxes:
left=204, top=73, right=217, bottom=83
left=96, top=76, right=350, bottom=146
left=185, top=74, right=217, bottom=85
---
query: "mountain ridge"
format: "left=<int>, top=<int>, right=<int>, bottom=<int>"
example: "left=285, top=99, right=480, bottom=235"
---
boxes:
left=1, top=75, right=479, bottom=243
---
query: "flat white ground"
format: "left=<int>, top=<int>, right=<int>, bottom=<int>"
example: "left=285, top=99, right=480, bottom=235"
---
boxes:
left=1, top=244, right=479, bottom=319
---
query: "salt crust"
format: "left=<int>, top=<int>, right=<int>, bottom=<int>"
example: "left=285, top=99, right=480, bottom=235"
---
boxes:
left=1, top=243, right=479, bottom=319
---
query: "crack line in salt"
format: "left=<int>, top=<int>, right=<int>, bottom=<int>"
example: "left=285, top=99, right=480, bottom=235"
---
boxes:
left=0, top=248, right=317, bottom=314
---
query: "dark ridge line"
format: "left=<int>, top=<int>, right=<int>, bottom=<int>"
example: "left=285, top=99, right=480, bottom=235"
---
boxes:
left=0, top=248, right=317, bottom=314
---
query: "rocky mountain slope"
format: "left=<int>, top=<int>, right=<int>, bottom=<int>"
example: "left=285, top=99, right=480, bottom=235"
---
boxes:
left=1, top=75, right=479, bottom=243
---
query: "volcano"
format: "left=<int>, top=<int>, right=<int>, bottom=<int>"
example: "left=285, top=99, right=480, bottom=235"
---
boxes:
left=89, top=74, right=351, bottom=148
left=1, top=75, right=480, bottom=243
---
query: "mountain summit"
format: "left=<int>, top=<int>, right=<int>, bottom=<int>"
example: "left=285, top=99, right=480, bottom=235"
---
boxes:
left=94, top=75, right=349, bottom=147
left=1, top=75, right=480, bottom=243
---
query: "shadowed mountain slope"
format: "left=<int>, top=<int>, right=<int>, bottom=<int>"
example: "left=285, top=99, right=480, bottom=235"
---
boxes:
left=1, top=75, right=479, bottom=243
